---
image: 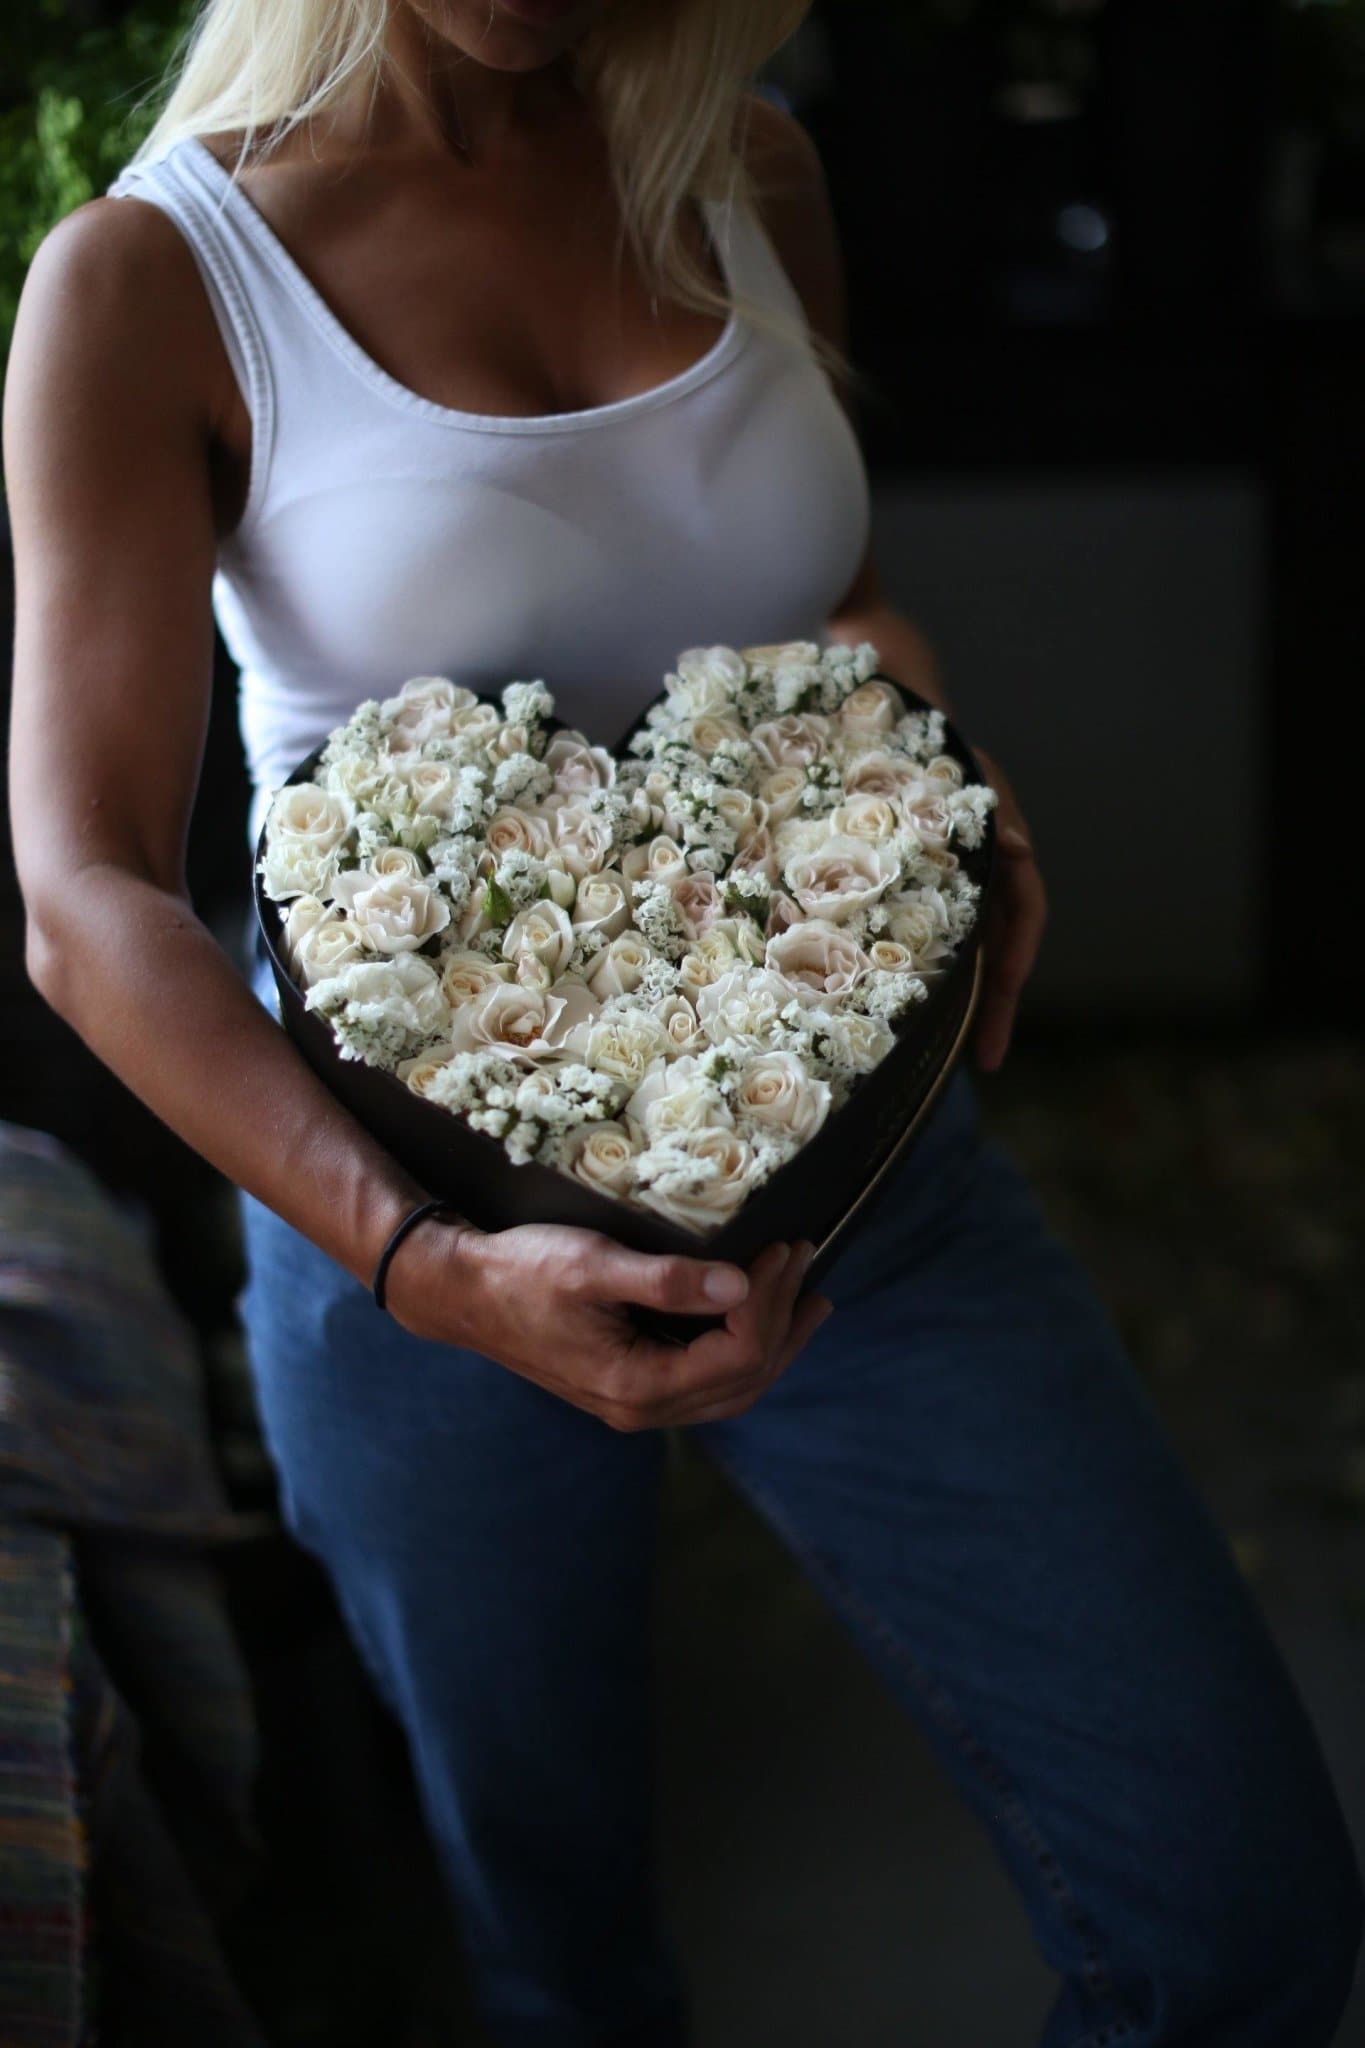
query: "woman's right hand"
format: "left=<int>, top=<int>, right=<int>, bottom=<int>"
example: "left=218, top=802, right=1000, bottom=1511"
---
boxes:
left=385, top=1220, right=834, bottom=1431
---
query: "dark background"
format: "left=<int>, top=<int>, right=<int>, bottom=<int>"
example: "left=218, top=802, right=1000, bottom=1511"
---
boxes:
left=1, top=3, right=1363, bottom=2043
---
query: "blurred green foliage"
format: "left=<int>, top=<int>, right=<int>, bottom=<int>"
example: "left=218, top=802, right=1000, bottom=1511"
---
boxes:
left=0, top=0, right=194, bottom=359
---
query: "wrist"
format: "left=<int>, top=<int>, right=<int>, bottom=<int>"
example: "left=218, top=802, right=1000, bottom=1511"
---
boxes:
left=380, top=1205, right=484, bottom=1338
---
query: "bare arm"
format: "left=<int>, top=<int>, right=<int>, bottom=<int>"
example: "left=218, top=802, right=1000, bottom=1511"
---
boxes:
left=5, top=197, right=824, bottom=1426
left=743, top=97, right=1048, bottom=1069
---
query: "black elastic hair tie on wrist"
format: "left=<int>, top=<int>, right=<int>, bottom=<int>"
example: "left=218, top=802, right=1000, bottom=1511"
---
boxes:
left=372, top=1198, right=462, bottom=1313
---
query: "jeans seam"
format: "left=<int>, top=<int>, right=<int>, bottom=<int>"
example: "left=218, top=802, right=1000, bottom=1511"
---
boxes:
left=704, top=1443, right=1141, bottom=2047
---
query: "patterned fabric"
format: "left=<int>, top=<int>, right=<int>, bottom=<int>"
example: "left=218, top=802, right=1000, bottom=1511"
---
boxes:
left=0, top=1122, right=266, bottom=2046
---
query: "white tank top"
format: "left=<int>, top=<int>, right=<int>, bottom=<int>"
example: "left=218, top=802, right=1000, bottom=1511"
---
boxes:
left=105, top=136, right=872, bottom=844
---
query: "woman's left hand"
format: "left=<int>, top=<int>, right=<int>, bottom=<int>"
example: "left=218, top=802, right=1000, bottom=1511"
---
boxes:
left=969, top=749, right=1047, bottom=1072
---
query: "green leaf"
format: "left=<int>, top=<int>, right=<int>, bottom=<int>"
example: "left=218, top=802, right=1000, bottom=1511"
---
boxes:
left=483, top=875, right=515, bottom=926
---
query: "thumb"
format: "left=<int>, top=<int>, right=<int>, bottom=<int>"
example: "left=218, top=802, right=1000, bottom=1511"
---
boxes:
left=587, top=1244, right=750, bottom=1317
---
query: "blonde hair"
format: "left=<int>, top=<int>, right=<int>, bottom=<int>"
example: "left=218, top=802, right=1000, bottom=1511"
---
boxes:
left=131, top=0, right=850, bottom=380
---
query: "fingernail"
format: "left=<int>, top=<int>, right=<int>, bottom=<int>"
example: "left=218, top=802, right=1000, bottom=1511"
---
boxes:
left=774, top=1244, right=792, bottom=1273
left=704, top=1266, right=748, bottom=1307
left=1000, top=825, right=1032, bottom=855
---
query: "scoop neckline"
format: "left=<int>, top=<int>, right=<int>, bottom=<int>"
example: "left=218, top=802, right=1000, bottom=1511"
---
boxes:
left=182, top=134, right=748, bottom=437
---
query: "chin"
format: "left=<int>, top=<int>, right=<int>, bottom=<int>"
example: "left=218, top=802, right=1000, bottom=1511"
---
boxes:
left=414, top=0, right=596, bottom=69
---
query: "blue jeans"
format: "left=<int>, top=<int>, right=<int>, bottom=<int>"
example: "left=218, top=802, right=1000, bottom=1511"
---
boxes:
left=238, top=951, right=1361, bottom=2046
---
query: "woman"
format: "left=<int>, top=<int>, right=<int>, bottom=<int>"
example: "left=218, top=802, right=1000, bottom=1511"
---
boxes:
left=6, top=3, right=1360, bottom=2043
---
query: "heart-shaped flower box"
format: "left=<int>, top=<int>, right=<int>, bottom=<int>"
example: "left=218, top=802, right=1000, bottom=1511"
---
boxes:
left=254, top=674, right=993, bottom=1341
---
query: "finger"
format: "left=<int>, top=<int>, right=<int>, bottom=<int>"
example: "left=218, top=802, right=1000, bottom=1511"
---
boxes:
left=588, top=1243, right=750, bottom=1318
left=773, top=1290, right=835, bottom=1375
left=976, top=864, right=1047, bottom=1072
left=763, top=1237, right=816, bottom=1362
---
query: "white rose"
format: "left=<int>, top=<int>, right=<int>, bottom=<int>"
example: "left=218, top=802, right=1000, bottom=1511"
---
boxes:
left=382, top=675, right=475, bottom=748
left=624, top=1055, right=732, bottom=1144
left=695, top=968, right=806, bottom=1050
left=561, top=1120, right=639, bottom=1198
left=902, top=790, right=953, bottom=849
left=733, top=1052, right=831, bottom=1145
left=550, top=803, right=616, bottom=881
left=838, top=680, right=901, bottom=738
left=784, top=835, right=900, bottom=922
left=572, top=870, right=632, bottom=941
left=285, top=899, right=365, bottom=987
left=564, top=1009, right=672, bottom=1090
left=765, top=921, right=870, bottom=1000
left=587, top=932, right=653, bottom=1001
left=697, top=917, right=766, bottom=970
left=621, top=835, right=688, bottom=888
left=758, top=765, right=809, bottom=827
left=670, top=871, right=723, bottom=941
left=439, top=949, right=513, bottom=1008
left=664, top=645, right=747, bottom=718
left=829, top=794, right=901, bottom=845
left=306, top=953, right=450, bottom=1049
left=485, top=807, right=552, bottom=860
left=544, top=729, right=616, bottom=796
left=924, top=753, right=965, bottom=790
left=328, top=869, right=451, bottom=953
left=812, top=1008, right=895, bottom=1076
left=324, top=751, right=396, bottom=808
left=635, top=1127, right=759, bottom=1232
left=448, top=979, right=598, bottom=1062
left=748, top=714, right=831, bottom=771
left=503, top=901, right=576, bottom=979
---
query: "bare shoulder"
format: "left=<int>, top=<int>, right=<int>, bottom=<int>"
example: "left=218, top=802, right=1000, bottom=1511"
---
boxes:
left=736, top=94, right=846, bottom=351
left=7, top=194, right=233, bottom=438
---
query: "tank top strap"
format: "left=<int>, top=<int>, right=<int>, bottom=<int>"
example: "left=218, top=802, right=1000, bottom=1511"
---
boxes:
left=105, top=140, right=279, bottom=531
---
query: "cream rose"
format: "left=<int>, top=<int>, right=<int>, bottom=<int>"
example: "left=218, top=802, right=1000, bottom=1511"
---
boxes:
left=397, top=1046, right=456, bottom=1097
left=749, top=714, right=831, bottom=771
left=447, top=978, right=597, bottom=1062
left=841, top=751, right=919, bottom=803
left=550, top=804, right=616, bottom=881
left=503, top=901, right=575, bottom=979
left=572, top=870, right=632, bottom=942
left=828, top=794, right=901, bottom=845
left=621, top=835, right=688, bottom=888
left=260, top=784, right=355, bottom=898
left=740, top=638, right=820, bottom=673
left=367, top=846, right=427, bottom=883
left=838, top=680, right=901, bottom=738
left=587, top=932, right=653, bottom=1001
left=484, top=806, right=552, bottom=861
left=812, top=1008, right=895, bottom=1075
left=670, top=871, right=723, bottom=941
left=383, top=676, right=475, bottom=749
left=403, top=761, right=460, bottom=821
left=758, top=766, right=810, bottom=827
left=544, top=729, right=615, bottom=796
left=654, top=993, right=707, bottom=1056
left=733, top=1051, right=831, bottom=1145
left=765, top=921, right=870, bottom=1001
left=687, top=712, right=747, bottom=758
left=286, top=900, right=365, bottom=986
left=561, top=1121, right=639, bottom=1198
left=784, top=836, right=900, bottom=922
left=439, top=949, right=513, bottom=1009
left=663, top=645, right=747, bottom=718
left=328, top=869, right=451, bottom=953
